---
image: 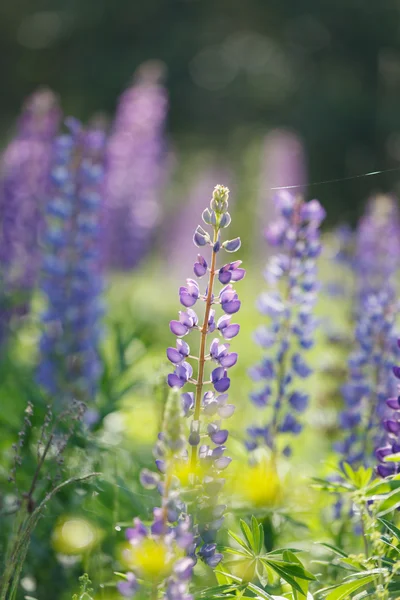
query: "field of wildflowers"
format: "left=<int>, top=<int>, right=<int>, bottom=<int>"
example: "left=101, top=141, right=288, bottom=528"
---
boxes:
left=3, top=65, right=400, bottom=600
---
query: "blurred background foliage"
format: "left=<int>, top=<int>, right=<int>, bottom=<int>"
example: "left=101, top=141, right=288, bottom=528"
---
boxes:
left=2, top=0, right=400, bottom=223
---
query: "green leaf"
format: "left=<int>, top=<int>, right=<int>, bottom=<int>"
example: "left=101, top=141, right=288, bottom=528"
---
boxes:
left=216, top=571, right=275, bottom=600
left=239, top=519, right=255, bottom=552
left=262, top=560, right=307, bottom=596
left=316, top=542, right=348, bottom=558
left=378, top=517, right=400, bottom=542
left=227, top=530, right=253, bottom=555
left=251, top=515, right=263, bottom=554
left=219, top=545, right=254, bottom=559
left=376, top=488, right=400, bottom=517
left=324, top=574, right=376, bottom=600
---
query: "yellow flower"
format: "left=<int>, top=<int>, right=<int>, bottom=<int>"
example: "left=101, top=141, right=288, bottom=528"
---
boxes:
left=52, top=517, right=100, bottom=555
left=228, top=457, right=282, bottom=508
left=120, top=538, right=176, bottom=582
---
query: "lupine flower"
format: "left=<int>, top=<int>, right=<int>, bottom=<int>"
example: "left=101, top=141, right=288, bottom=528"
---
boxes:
left=247, top=191, right=325, bottom=456
left=336, top=292, right=398, bottom=468
left=355, top=194, right=400, bottom=301
left=376, top=343, right=400, bottom=477
left=0, top=88, right=61, bottom=342
left=166, top=184, right=244, bottom=567
left=119, top=390, right=195, bottom=599
left=37, top=119, right=105, bottom=404
left=334, top=196, right=400, bottom=470
left=105, top=61, right=168, bottom=270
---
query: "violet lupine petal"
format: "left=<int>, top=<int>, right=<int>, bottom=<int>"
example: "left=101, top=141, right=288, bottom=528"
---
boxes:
left=219, top=352, right=238, bottom=368
left=170, top=320, right=189, bottom=336
left=386, top=397, right=400, bottom=410
left=179, top=279, right=200, bottom=307
left=194, top=254, right=208, bottom=277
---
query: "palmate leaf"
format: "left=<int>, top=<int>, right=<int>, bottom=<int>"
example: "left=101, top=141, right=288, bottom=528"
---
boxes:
left=260, top=559, right=314, bottom=597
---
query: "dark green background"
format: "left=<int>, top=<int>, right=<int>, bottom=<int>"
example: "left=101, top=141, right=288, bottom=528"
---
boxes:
left=2, top=0, right=400, bottom=222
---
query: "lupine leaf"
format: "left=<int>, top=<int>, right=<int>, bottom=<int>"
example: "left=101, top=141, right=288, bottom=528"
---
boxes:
left=316, top=542, right=349, bottom=558
left=239, top=519, right=255, bottom=551
left=227, top=530, right=253, bottom=554
left=378, top=517, right=400, bottom=542
left=323, top=574, right=376, bottom=600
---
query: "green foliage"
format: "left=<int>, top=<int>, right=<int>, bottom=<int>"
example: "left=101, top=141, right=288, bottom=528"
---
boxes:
left=72, top=574, right=94, bottom=600
left=214, top=516, right=315, bottom=599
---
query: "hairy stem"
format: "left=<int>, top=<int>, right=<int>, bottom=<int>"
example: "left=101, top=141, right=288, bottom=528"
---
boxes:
left=190, top=228, right=218, bottom=471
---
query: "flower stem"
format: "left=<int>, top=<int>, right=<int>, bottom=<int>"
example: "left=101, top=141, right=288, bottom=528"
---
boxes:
left=190, top=228, right=218, bottom=472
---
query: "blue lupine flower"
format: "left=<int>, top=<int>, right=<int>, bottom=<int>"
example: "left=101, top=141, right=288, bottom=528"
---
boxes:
left=336, top=291, right=398, bottom=467
left=37, top=120, right=105, bottom=404
left=248, top=191, right=325, bottom=456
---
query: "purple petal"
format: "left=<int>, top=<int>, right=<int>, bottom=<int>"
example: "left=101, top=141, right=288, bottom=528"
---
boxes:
left=222, top=299, right=241, bottom=314
left=394, top=366, right=400, bottom=379
left=170, top=320, right=188, bottom=336
left=167, top=374, right=184, bottom=388
left=384, top=419, right=400, bottom=434
left=174, top=557, right=194, bottom=581
left=210, top=429, right=229, bottom=444
left=194, top=262, right=207, bottom=277
left=218, top=270, right=232, bottom=284
left=231, top=268, right=246, bottom=281
left=221, top=323, right=240, bottom=339
left=167, top=348, right=183, bottom=364
left=181, top=392, right=194, bottom=414
left=387, top=397, right=400, bottom=410
left=214, top=377, right=230, bottom=393
left=218, top=404, right=235, bottom=418
left=180, top=292, right=197, bottom=307
left=219, top=352, right=238, bottom=368
left=214, top=456, right=232, bottom=470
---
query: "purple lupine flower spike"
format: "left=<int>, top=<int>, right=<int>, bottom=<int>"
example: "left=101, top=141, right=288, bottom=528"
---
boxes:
left=37, top=120, right=105, bottom=405
left=0, top=88, right=61, bottom=342
left=355, top=194, right=400, bottom=301
left=167, top=184, right=244, bottom=567
left=104, top=61, right=168, bottom=270
left=377, top=342, right=400, bottom=477
left=335, top=196, right=400, bottom=470
left=247, top=191, right=325, bottom=456
left=336, top=292, right=398, bottom=468
left=119, top=390, right=195, bottom=598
